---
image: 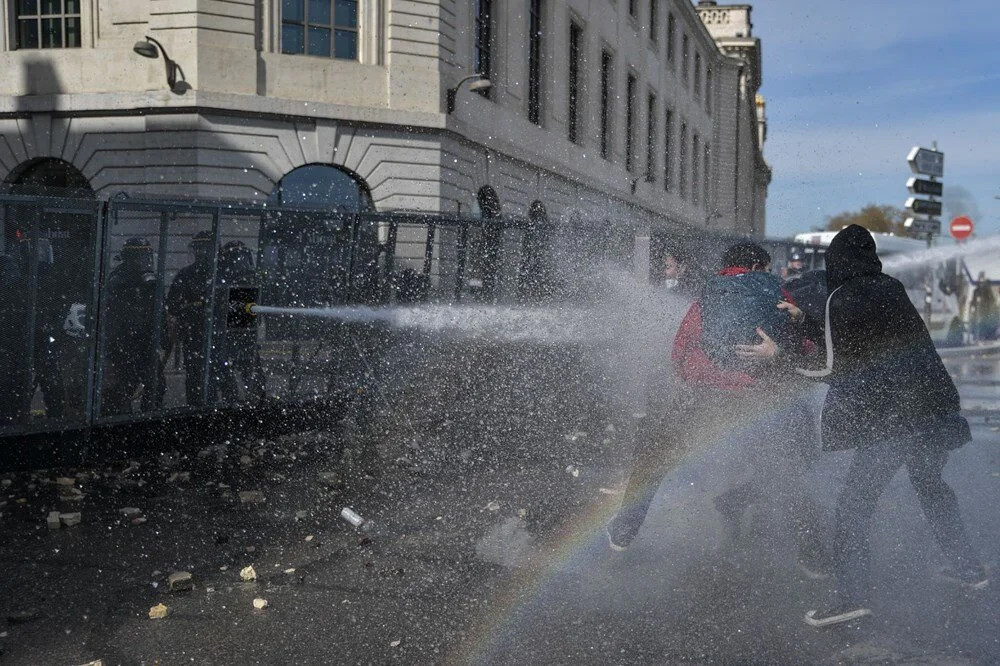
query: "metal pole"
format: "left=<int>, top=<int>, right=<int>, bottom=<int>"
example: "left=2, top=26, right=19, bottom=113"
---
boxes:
left=200, top=211, right=221, bottom=406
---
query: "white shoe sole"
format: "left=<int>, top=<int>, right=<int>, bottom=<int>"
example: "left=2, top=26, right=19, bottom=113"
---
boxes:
left=804, top=608, right=872, bottom=628
left=796, top=560, right=831, bottom=581
left=936, top=564, right=990, bottom=590
left=605, top=524, right=628, bottom=552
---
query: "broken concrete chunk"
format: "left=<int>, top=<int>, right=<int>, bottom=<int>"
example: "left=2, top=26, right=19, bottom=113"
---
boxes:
left=238, top=491, right=265, bottom=504
left=294, top=510, right=308, bottom=520
left=6, top=609, right=40, bottom=624
left=317, top=472, right=343, bottom=489
left=485, top=500, right=501, bottom=512
left=55, top=477, right=76, bottom=486
left=252, top=598, right=268, bottom=610
left=148, top=603, right=168, bottom=620
left=167, top=571, right=193, bottom=593
left=240, top=565, right=257, bottom=582
left=565, top=465, right=581, bottom=478
left=59, top=512, right=82, bottom=527
left=120, top=507, right=142, bottom=518
left=47, top=511, right=62, bottom=529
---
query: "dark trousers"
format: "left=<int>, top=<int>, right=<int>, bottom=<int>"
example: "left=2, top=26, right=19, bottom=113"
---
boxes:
left=834, top=442, right=983, bottom=605
left=614, top=384, right=826, bottom=560
left=218, top=332, right=265, bottom=404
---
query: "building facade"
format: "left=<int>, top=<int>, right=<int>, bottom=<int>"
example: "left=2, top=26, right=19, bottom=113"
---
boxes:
left=0, top=0, right=769, bottom=236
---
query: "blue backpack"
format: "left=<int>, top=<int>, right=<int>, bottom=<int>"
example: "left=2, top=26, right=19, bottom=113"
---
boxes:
left=699, top=270, right=791, bottom=368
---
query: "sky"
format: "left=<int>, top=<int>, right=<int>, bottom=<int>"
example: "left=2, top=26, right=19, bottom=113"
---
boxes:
left=750, top=0, right=1000, bottom=239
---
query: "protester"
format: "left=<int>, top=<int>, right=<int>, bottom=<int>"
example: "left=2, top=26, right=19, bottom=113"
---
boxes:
left=744, top=225, right=988, bottom=627
left=608, top=241, right=826, bottom=576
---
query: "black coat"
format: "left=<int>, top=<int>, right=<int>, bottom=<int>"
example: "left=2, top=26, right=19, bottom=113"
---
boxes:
left=818, top=225, right=969, bottom=451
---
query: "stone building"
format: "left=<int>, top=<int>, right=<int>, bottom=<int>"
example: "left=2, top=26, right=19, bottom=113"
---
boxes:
left=0, top=0, right=768, bottom=236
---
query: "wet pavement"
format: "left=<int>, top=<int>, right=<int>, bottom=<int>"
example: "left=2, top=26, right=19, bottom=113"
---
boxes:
left=0, top=343, right=998, bottom=665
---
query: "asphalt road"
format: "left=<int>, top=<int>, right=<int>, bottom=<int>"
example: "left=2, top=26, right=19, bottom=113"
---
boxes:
left=0, top=345, right=998, bottom=665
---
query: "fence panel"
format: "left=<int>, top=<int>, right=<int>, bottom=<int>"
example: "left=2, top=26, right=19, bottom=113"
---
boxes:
left=0, top=191, right=103, bottom=435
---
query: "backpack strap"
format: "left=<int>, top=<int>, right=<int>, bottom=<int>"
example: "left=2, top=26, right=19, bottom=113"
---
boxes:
left=796, top=285, right=842, bottom=378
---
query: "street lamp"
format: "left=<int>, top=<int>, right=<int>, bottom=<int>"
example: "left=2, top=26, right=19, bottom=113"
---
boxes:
left=133, top=36, right=180, bottom=91
left=446, top=74, right=492, bottom=114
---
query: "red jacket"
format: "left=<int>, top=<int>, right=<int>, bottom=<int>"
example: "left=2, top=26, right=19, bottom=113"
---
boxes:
left=671, top=267, right=808, bottom=390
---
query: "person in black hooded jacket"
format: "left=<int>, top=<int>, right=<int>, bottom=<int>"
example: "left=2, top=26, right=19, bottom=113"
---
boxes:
left=790, top=225, right=987, bottom=627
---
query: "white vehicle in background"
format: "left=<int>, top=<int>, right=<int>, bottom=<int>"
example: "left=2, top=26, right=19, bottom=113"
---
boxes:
left=792, top=231, right=961, bottom=343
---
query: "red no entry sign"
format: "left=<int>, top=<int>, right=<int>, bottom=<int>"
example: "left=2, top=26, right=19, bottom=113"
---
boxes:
left=950, top=216, right=974, bottom=240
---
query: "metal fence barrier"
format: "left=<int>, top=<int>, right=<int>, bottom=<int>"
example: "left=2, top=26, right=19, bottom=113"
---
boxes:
left=1, top=189, right=679, bottom=440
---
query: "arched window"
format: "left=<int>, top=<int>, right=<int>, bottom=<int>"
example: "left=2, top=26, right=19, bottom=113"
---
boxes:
left=270, top=164, right=374, bottom=212
left=5, top=158, right=92, bottom=194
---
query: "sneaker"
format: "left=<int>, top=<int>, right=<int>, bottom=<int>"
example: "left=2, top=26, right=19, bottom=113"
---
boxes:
left=804, top=604, right=873, bottom=628
left=937, top=564, right=990, bottom=590
left=796, top=557, right=832, bottom=581
left=606, top=518, right=636, bottom=552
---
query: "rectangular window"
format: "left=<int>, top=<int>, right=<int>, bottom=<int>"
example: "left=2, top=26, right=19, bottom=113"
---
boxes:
left=692, top=133, right=700, bottom=205
left=663, top=108, right=673, bottom=191
left=600, top=50, right=613, bottom=160
left=705, top=66, right=713, bottom=114
left=474, top=0, right=493, bottom=93
left=649, top=0, right=658, bottom=43
left=681, top=33, right=689, bottom=84
left=629, top=0, right=638, bottom=18
left=703, top=142, right=711, bottom=207
left=281, top=0, right=358, bottom=60
left=568, top=21, right=583, bottom=144
left=528, top=0, right=543, bottom=124
left=16, top=0, right=82, bottom=49
left=694, top=52, right=701, bottom=98
left=679, top=121, right=687, bottom=198
left=666, top=13, right=675, bottom=65
left=645, top=93, right=657, bottom=182
left=625, top=73, right=637, bottom=173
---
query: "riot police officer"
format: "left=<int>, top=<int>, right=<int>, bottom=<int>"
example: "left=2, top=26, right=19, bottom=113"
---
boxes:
left=166, top=231, right=219, bottom=406
left=217, top=240, right=266, bottom=404
left=102, top=237, right=165, bottom=415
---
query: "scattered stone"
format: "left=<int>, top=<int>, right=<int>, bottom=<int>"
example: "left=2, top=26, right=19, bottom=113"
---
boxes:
left=239, top=491, right=264, bottom=504
left=77, top=659, right=104, bottom=666
left=47, top=511, right=62, bottom=529
left=340, top=507, right=366, bottom=528
left=304, top=535, right=314, bottom=542
left=294, top=510, right=308, bottom=520
left=565, top=465, right=580, bottom=478
left=120, top=507, right=142, bottom=518
left=0, top=479, right=11, bottom=487
left=317, top=472, right=343, bottom=489
left=390, top=639, right=401, bottom=648
left=6, top=609, right=40, bottom=624
left=598, top=487, right=623, bottom=495
left=15, top=498, right=27, bottom=504
left=55, top=477, right=76, bottom=486
left=148, top=603, right=168, bottom=620
left=283, top=568, right=296, bottom=575
left=60, top=512, right=82, bottom=527
left=239, top=455, right=253, bottom=467
left=252, top=598, right=268, bottom=610
left=240, top=565, right=257, bottom=582
left=167, top=571, right=193, bottom=593
left=177, top=472, right=191, bottom=482
left=605, top=423, right=616, bottom=433
left=517, top=508, right=528, bottom=519
left=485, top=500, right=501, bottom=512
left=245, top=545, right=256, bottom=554
left=132, top=517, right=147, bottom=525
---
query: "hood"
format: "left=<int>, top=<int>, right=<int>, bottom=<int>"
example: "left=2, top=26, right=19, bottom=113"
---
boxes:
left=825, top=225, right=882, bottom=291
